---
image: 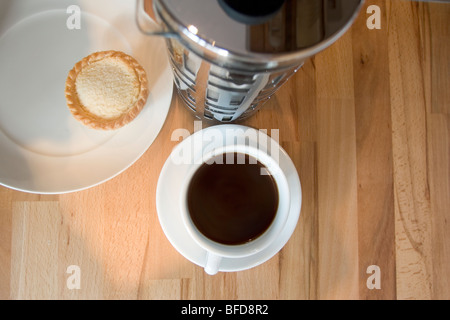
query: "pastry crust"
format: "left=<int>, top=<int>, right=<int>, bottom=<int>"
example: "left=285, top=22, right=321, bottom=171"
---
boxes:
left=65, top=51, right=149, bottom=130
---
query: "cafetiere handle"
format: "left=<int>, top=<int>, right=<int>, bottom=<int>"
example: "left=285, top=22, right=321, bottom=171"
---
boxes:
left=136, top=0, right=179, bottom=38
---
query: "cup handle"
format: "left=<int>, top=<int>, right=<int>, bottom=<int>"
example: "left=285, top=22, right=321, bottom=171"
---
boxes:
left=135, top=0, right=179, bottom=38
left=204, top=252, right=222, bottom=275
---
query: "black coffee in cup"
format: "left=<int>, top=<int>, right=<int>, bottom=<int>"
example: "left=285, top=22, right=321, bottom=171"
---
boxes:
left=187, top=152, right=279, bottom=245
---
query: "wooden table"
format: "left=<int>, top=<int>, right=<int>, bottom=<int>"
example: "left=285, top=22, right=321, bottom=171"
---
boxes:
left=0, top=0, right=449, bottom=300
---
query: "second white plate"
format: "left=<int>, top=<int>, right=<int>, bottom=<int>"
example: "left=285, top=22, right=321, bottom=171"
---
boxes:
left=0, top=0, right=174, bottom=194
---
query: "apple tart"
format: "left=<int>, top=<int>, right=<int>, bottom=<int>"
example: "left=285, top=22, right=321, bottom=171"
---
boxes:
left=65, top=51, right=149, bottom=130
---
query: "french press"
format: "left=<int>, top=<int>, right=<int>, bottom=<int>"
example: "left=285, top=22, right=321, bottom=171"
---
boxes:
left=137, top=0, right=364, bottom=122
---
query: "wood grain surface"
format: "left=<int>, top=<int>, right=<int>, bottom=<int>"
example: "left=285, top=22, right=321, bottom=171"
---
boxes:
left=0, top=0, right=449, bottom=300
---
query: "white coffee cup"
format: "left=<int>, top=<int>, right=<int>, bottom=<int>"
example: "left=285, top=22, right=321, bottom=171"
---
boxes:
left=179, top=144, right=290, bottom=275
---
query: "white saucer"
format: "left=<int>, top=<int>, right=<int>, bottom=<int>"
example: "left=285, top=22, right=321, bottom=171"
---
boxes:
left=0, top=0, right=173, bottom=194
left=156, top=124, right=302, bottom=272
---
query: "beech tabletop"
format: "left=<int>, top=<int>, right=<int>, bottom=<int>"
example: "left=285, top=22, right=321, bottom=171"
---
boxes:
left=0, top=0, right=449, bottom=300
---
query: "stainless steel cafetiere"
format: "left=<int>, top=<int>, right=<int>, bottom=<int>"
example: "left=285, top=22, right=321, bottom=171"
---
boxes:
left=137, top=0, right=364, bottom=122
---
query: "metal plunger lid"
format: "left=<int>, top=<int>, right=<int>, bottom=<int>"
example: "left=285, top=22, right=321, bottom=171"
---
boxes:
left=153, top=0, right=364, bottom=71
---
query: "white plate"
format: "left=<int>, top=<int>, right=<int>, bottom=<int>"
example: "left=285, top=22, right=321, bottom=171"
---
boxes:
left=0, top=0, right=173, bottom=194
left=156, top=125, right=302, bottom=272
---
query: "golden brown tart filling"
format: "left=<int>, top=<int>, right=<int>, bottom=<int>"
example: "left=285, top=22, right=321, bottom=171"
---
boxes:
left=65, top=51, right=149, bottom=130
